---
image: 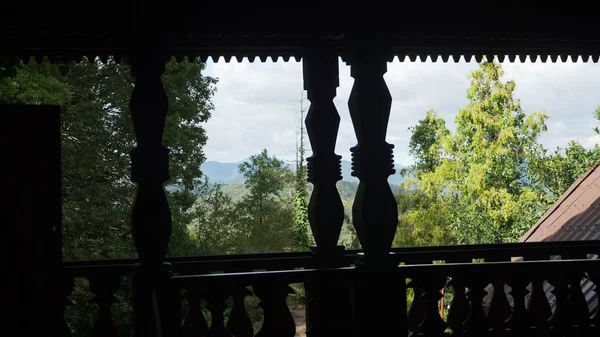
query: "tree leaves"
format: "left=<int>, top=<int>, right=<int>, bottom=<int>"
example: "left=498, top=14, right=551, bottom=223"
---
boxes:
left=0, top=57, right=219, bottom=257
left=395, top=61, right=583, bottom=246
left=235, top=149, right=295, bottom=253
left=0, top=57, right=218, bottom=336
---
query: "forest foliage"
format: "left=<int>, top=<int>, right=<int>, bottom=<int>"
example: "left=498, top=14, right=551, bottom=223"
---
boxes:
left=394, top=62, right=600, bottom=247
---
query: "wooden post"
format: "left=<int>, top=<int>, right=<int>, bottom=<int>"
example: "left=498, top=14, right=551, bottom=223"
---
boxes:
left=129, top=47, right=176, bottom=337
left=303, top=47, right=351, bottom=337
left=346, top=49, right=398, bottom=269
left=346, top=45, right=404, bottom=336
left=303, top=47, right=345, bottom=261
left=3, top=104, right=63, bottom=336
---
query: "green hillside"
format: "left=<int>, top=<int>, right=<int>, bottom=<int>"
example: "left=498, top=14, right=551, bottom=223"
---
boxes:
left=219, top=180, right=401, bottom=204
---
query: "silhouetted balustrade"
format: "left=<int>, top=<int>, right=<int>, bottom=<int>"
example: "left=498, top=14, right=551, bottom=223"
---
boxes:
left=58, top=241, right=599, bottom=337
left=52, top=40, right=600, bottom=337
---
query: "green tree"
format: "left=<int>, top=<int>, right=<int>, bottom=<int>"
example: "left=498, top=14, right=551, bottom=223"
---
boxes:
left=237, top=149, right=295, bottom=253
left=393, top=181, right=453, bottom=247
left=293, top=182, right=311, bottom=250
left=394, top=111, right=453, bottom=247
left=192, top=179, right=242, bottom=255
left=528, top=107, right=600, bottom=201
left=0, top=56, right=22, bottom=79
left=529, top=141, right=600, bottom=199
left=0, top=57, right=217, bottom=337
left=292, top=95, right=311, bottom=251
left=337, top=187, right=361, bottom=249
left=406, top=109, right=449, bottom=174
left=0, top=57, right=217, bottom=259
left=397, top=62, right=550, bottom=245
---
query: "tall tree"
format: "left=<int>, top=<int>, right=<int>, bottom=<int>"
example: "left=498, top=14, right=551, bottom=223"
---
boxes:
left=292, top=93, right=311, bottom=251
left=237, top=149, right=294, bottom=252
left=192, top=178, right=242, bottom=255
left=397, top=62, right=550, bottom=245
left=406, top=109, right=449, bottom=175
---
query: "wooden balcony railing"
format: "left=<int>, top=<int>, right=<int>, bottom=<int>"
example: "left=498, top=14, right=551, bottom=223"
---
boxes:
left=51, top=41, right=600, bottom=337
left=60, top=240, right=600, bottom=337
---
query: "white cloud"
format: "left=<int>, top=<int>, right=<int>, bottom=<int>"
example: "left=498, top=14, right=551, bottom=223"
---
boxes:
left=202, top=58, right=600, bottom=166
left=584, top=135, right=600, bottom=148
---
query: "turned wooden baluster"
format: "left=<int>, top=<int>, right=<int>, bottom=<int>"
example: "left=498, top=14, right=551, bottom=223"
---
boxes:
left=205, top=289, right=232, bottom=337
left=346, top=47, right=403, bottom=336
left=487, top=273, right=511, bottom=333
left=129, top=52, right=171, bottom=266
left=526, top=274, right=551, bottom=334
left=547, top=273, right=567, bottom=335
left=445, top=257, right=470, bottom=337
left=254, top=281, right=296, bottom=337
left=589, top=270, right=600, bottom=332
left=303, top=47, right=351, bottom=337
left=58, top=274, right=75, bottom=337
left=464, top=273, right=490, bottom=334
left=90, top=273, right=121, bottom=337
left=549, top=271, right=591, bottom=335
left=559, top=253, right=590, bottom=334
left=419, top=274, right=447, bottom=336
left=563, top=272, right=589, bottom=333
left=506, top=273, right=529, bottom=336
left=182, top=286, right=208, bottom=337
left=303, top=47, right=345, bottom=261
left=407, top=278, right=427, bottom=335
left=484, top=257, right=511, bottom=334
left=226, top=286, right=253, bottom=337
left=129, top=49, right=174, bottom=337
left=346, top=49, right=398, bottom=268
left=447, top=275, right=469, bottom=336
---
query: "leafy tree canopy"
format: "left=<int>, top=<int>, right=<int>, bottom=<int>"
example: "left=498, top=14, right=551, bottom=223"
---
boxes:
left=394, top=62, right=600, bottom=246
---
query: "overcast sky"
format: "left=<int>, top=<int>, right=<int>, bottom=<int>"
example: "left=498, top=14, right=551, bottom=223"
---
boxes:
left=202, top=58, right=600, bottom=166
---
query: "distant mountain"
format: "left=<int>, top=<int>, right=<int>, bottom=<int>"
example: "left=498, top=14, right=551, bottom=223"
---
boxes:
left=200, top=161, right=244, bottom=184
left=340, top=160, right=408, bottom=185
left=200, top=160, right=410, bottom=185
left=214, top=178, right=401, bottom=203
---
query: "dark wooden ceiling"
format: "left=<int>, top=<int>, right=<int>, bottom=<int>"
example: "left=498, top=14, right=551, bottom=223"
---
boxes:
left=1, top=3, right=598, bottom=62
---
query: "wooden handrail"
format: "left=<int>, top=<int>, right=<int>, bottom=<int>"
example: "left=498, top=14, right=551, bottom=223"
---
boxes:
left=171, top=258, right=600, bottom=287
left=62, top=240, right=600, bottom=277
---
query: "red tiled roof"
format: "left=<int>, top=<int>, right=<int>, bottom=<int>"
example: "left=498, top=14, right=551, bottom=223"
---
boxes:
left=520, top=161, right=600, bottom=243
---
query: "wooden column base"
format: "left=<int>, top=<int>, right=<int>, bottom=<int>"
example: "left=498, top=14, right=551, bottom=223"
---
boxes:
left=132, top=263, right=180, bottom=337
left=351, top=270, right=407, bottom=336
